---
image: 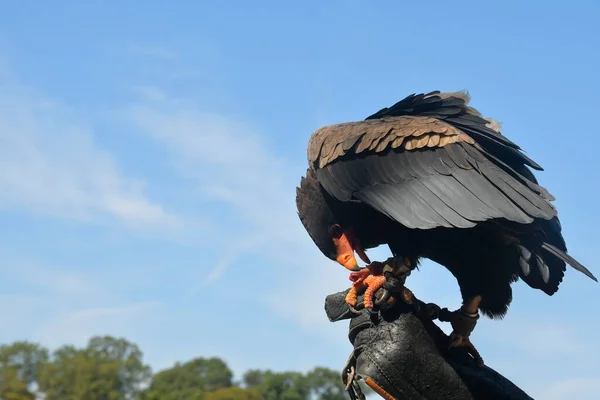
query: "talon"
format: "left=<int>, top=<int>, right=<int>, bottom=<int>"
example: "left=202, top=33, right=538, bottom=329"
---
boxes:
left=345, top=286, right=359, bottom=307
left=362, top=275, right=387, bottom=309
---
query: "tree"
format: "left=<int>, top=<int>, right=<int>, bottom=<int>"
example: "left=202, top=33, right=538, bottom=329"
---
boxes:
left=0, top=341, right=49, bottom=400
left=244, top=370, right=308, bottom=400
left=38, top=336, right=151, bottom=400
left=205, top=387, right=263, bottom=400
left=141, top=362, right=204, bottom=400
left=86, top=336, right=152, bottom=398
left=242, top=369, right=265, bottom=389
left=142, top=357, right=234, bottom=400
left=243, top=367, right=357, bottom=400
left=305, top=367, right=346, bottom=400
left=186, top=357, right=234, bottom=392
left=0, top=341, right=48, bottom=386
left=38, top=345, right=89, bottom=400
left=0, top=366, right=35, bottom=400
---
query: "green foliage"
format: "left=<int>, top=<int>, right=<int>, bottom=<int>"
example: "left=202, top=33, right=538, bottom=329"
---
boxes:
left=38, top=336, right=151, bottom=400
left=0, top=366, right=35, bottom=400
left=142, top=357, right=234, bottom=400
left=305, top=367, right=346, bottom=400
left=205, top=387, right=264, bottom=400
left=242, top=369, right=266, bottom=388
left=252, top=371, right=309, bottom=400
left=0, top=341, right=48, bottom=400
left=0, top=341, right=48, bottom=385
left=244, top=368, right=347, bottom=400
left=0, top=337, right=348, bottom=400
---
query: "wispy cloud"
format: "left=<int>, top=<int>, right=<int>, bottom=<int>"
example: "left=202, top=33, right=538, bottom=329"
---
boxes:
left=0, top=65, right=179, bottom=229
left=122, top=96, right=351, bottom=330
left=35, top=301, right=162, bottom=350
left=0, top=255, right=163, bottom=355
left=7, top=262, right=104, bottom=298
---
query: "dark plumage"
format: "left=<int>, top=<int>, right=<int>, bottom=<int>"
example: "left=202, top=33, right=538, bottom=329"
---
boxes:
left=296, top=90, right=596, bottom=319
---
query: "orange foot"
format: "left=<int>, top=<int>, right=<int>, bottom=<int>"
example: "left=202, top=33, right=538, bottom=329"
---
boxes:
left=344, top=263, right=387, bottom=309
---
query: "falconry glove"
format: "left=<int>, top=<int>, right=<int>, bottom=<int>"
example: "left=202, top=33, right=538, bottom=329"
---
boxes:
left=325, top=288, right=534, bottom=400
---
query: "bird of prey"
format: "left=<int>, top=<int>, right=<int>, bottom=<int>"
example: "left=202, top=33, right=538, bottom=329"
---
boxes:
left=296, top=90, right=596, bottom=361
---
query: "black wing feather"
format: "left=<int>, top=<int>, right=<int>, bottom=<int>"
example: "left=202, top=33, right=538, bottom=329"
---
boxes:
left=316, top=143, right=555, bottom=231
left=449, top=168, right=531, bottom=222
left=357, top=183, right=453, bottom=228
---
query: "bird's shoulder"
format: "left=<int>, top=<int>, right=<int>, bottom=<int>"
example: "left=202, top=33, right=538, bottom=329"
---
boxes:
left=307, top=115, right=475, bottom=169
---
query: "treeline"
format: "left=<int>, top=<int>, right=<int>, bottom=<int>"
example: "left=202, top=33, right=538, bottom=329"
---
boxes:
left=0, top=335, right=355, bottom=400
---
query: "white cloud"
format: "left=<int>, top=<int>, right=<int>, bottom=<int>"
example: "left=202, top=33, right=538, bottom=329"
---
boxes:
left=120, top=92, right=475, bottom=334
left=122, top=99, right=352, bottom=331
left=0, top=65, right=179, bottom=229
left=34, top=301, right=161, bottom=350
left=11, top=263, right=103, bottom=298
left=124, top=104, right=304, bottom=251
left=0, top=252, right=161, bottom=350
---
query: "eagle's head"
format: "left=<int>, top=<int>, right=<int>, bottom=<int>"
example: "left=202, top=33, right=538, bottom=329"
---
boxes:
left=295, top=168, right=370, bottom=271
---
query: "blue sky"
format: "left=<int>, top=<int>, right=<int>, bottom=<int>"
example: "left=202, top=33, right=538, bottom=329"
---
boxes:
left=1, top=1, right=599, bottom=398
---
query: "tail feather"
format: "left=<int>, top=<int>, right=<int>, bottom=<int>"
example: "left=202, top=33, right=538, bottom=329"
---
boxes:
left=518, top=244, right=564, bottom=295
left=534, top=254, right=550, bottom=284
left=519, top=242, right=596, bottom=296
left=541, top=242, right=597, bottom=282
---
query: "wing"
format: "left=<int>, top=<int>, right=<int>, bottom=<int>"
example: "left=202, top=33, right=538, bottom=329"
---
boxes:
left=309, top=90, right=556, bottom=230
left=315, top=142, right=556, bottom=230
left=308, top=90, right=544, bottom=174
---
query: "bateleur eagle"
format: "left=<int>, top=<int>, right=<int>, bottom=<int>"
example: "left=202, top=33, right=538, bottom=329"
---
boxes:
left=296, top=90, right=596, bottom=363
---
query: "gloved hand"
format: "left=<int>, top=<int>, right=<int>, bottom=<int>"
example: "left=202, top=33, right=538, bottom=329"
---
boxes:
left=324, top=288, right=533, bottom=400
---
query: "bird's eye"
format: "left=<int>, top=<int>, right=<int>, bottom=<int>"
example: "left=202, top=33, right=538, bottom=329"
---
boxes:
left=329, top=224, right=343, bottom=239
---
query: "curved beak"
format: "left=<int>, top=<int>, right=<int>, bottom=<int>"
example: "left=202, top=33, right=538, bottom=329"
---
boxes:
left=334, top=231, right=369, bottom=271
left=337, top=253, right=360, bottom=271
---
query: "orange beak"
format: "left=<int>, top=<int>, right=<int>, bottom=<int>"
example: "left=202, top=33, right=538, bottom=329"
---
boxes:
left=334, top=231, right=371, bottom=271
